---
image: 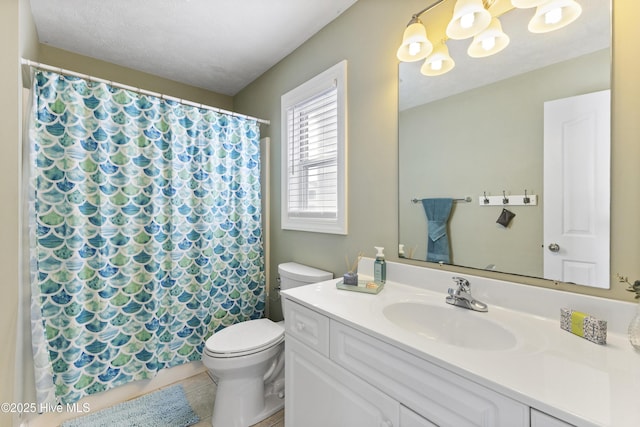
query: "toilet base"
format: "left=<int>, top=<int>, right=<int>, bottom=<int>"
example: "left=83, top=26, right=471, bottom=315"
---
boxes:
left=210, top=376, right=284, bottom=427
left=207, top=342, right=285, bottom=427
left=246, top=387, right=285, bottom=426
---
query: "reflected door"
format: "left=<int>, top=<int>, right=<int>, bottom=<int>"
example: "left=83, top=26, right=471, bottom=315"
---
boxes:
left=543, top=90, right=610, bottom=288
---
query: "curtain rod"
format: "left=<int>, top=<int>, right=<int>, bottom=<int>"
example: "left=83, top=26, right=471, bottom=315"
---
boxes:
left=20, top=58, right=270, bottom=126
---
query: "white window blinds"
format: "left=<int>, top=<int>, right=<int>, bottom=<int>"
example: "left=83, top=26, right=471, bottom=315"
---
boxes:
left=287, top=87, right=338, bottom=218
left=281, top=60, right=347, bottom=234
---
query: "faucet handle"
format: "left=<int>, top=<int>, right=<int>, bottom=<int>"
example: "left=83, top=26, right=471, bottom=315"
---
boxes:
left=452, top=276, right=470, bottom=291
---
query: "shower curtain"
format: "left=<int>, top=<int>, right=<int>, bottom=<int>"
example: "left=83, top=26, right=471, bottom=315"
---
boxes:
left=27, top=70, right=265, bottom=405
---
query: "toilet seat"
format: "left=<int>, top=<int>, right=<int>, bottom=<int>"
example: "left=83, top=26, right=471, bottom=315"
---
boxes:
left=205, top=319, right=284, bottom=358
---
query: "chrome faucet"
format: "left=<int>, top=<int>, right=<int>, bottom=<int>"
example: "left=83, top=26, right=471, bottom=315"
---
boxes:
left=446, top=277, right=488, bottom=312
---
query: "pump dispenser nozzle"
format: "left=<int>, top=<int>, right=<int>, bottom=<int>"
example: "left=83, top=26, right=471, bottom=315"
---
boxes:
left=375, top=246, right=385, bottom=258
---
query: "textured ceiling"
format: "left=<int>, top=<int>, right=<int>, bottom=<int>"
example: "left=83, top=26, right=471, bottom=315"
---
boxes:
left=29, top=0, right=358, bottom=96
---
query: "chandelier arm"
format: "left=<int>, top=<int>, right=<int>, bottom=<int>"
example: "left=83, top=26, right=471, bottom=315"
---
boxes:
left=408, top=0, right=447, bottom=24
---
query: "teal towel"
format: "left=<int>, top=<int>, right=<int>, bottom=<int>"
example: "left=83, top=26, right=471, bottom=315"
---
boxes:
left=421, top=198, right=453, bottom=263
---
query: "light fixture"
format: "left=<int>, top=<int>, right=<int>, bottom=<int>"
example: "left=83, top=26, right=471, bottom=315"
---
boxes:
left=397, top=0, right=582, bottom=78
left=421, top=42, right=456, bottom=76
left=528, top=0, right=582, bottom=33
left=467, top=17, right=510, bottom=58
left=397, top=17, right=433, bottom=62
left=446, top=0, right=492, bottom=40
left=510, top=0, right=547, bottom=8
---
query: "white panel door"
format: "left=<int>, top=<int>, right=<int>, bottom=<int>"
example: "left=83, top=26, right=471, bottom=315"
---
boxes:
left=543, top=90, right=610, bottom=288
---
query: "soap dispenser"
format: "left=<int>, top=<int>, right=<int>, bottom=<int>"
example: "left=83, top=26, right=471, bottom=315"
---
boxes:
left=374, top=246, right=386, bottom=284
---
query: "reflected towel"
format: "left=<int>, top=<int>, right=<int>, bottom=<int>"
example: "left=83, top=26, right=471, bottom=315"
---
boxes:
left=421, top=198, right=453, bottom=264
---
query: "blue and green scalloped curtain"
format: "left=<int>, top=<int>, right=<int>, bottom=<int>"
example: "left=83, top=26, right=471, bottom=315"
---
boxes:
left=27, top=69, right=265, bottom=405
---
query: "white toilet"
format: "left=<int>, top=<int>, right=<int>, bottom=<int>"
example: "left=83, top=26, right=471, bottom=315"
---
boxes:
left=202, top=262, right=332, bottom=427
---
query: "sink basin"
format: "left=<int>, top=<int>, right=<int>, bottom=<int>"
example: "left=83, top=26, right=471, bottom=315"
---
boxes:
left=383, top=302, right=517, bottom=351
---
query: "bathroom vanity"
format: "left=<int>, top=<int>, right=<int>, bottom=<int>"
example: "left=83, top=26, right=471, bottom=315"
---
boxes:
left=281, top=259, right=640, bottom=427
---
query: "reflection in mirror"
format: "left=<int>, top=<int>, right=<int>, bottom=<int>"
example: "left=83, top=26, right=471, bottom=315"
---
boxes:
left=398, top=0, right=611, bottom=288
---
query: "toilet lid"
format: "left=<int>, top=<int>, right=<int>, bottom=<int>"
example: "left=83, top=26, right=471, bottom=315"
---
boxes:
left=205, top=319, right=284, bottom=357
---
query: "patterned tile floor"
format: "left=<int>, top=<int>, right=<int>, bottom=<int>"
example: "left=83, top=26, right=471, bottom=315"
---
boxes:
left=184, top=371, right=284, bottom=427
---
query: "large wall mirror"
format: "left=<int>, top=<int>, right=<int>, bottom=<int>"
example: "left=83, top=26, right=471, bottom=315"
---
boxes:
left=398, top=0, right=611, bottom=288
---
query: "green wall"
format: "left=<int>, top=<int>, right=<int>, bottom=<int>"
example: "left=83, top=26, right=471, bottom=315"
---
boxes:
left=1, top=0, right=38, bottom=424
left=234, top=0, right=640, bottom=320
left=37, top=45, right=234, bottom=110
left=399, top=49, right=610, bottom=275
left=234, top=0, right=402, bottom=318
left=0, top=1, right=20, bottom=423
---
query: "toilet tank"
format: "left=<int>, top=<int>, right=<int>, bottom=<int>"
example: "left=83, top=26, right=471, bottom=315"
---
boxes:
left=278, top=262, right=333, bottom=291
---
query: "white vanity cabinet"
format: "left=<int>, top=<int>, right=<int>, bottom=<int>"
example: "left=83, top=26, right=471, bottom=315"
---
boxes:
left=285, top=299, right=399, bottom=427
left=284, top=299, right=529, bottom=427
left=282, top=258, right=640, bottom=427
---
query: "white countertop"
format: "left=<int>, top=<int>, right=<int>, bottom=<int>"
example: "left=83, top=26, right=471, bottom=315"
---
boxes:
left=282, top=258, right=640, bottom=427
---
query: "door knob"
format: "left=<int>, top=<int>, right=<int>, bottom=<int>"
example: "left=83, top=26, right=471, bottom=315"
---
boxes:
left=548, top=243, right=560, bottom=252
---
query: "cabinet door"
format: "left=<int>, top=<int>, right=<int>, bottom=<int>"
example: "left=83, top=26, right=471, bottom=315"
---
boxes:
left=286, top=335, right=400, bottom=427
left=531, top=409, right=575, bottom=427
left=284, top=299, right=330, bottom=356
left=331, top=320, right=529, bottom=427
left=401, top=405, right=438, bottom=427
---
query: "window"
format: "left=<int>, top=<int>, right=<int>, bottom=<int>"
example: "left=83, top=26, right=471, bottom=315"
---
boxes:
left=281, top=60, right=347, bottom=234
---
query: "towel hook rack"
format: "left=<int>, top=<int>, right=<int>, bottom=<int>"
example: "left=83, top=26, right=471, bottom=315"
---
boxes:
left=478, top=191, right=538, bottom=206
left=502, top=191, right=509, bottom=204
